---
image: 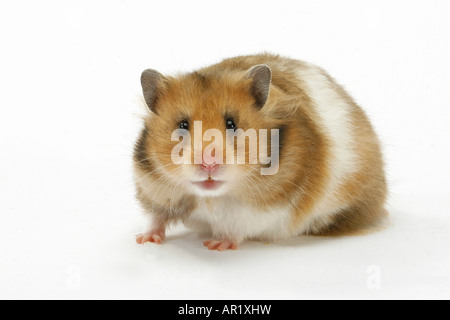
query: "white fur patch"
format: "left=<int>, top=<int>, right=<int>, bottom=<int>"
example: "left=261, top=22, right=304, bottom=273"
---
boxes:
left=185, top=197, right=292, bottom=243
left=294, top=64, right=359, bottom=233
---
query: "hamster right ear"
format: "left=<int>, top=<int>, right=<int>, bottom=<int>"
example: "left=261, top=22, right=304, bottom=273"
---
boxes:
left=140, top=69, right=167, bottom=114
left=245, top=64, right=272, bottom=109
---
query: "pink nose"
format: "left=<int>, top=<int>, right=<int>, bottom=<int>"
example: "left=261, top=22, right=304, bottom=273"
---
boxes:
left=201, top=161, right=217, bottom=170
left=201, top=153, right=218, bottom=171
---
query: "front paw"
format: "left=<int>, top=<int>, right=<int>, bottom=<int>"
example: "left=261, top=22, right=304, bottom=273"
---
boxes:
left=203, top=240, right=239, bottom=251
left=136, top=229, right=166, bottom=245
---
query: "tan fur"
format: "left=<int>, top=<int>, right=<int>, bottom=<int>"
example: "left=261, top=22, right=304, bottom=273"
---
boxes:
left=134, top=53, right=387, bottom=244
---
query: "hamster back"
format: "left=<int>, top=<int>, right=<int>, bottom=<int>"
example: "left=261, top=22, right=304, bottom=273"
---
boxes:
left=134, top=53, right=387, bottom=251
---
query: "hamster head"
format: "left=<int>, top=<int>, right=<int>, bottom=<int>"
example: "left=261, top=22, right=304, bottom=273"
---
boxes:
left=138, top=64, right=284, bottom=199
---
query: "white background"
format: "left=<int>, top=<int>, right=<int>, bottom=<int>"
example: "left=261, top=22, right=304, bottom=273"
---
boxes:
left=1, top=0, right=449, bottom=299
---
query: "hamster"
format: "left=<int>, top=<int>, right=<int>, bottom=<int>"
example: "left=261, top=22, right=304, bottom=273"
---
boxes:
left=134, top=53, right=387, bottom=251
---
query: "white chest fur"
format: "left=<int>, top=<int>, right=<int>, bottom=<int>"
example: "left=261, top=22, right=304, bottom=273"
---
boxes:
left=184, top=197, right=292, bottom=243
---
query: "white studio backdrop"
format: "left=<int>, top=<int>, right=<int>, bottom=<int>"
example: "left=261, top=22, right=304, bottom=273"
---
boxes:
left=0, top=0, right=449, bottom=299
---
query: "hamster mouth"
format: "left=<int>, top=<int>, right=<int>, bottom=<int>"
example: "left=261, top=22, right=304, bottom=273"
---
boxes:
left=192, top=178, right=224, bottom=190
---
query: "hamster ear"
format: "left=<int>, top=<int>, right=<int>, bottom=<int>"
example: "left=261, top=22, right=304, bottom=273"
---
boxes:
left=246, top=64, right=272, bottom=109
left=141, top=69, right=167, bottom=114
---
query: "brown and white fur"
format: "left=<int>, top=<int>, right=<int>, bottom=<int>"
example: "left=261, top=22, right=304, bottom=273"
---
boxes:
left=134, top=53, right=387, bottom=251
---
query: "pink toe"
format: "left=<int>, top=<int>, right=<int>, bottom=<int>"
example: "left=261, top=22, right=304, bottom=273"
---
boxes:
left=208, top=241, right=221, bottom=250
left=152, top=235, right=162, bottom=244
left=217, top=242, right=229, bottom=251
left=136, top=231, right=165, bottom=245
left=204, top=240, right=239, bottom=251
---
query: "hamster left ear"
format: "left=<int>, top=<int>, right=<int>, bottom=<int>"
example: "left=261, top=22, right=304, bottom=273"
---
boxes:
left=246, top=64, right=272, bottom=109
left=141, top=69, right=168, bottom=114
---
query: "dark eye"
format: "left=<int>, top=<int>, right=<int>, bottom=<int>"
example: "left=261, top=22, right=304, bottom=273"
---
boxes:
left=226, top=119, right=236, bottom=130
left=179, top=120, right=189, bottom=130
